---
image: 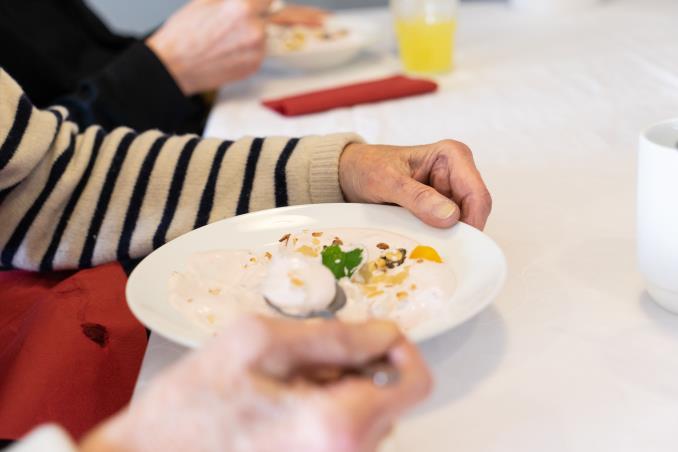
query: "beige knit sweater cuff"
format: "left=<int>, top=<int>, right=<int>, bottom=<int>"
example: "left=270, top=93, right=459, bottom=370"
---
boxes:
left=293, top=133, right=365, bottom=204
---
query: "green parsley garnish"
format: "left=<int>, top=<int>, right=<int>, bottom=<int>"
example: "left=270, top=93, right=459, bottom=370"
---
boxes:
left=321, top=245, right=363, bottom=280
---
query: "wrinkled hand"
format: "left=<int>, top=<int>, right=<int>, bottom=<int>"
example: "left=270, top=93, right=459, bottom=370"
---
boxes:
left=340, top=140, right=492, bottom=230
left=147, top=0, right=266, bottom=96
left=80, top=316, right=431, bottom=452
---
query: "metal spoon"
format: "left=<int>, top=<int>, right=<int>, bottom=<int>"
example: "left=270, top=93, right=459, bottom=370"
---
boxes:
left=265, top=284, right=399, bottom=387
left=264, top=282, right=347, bottom=319
left=300, top=358, right=400, bottom=387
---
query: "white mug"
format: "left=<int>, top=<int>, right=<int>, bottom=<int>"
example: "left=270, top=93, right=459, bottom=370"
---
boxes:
left=510, top=0, right=601, bottom=14
left=637, top=118, right=678, bottom=314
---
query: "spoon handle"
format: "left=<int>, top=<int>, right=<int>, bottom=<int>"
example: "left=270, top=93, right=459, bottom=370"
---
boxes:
left=360, top=360, right=400, bottom=387
left=299, top=359, right=399, bottom=387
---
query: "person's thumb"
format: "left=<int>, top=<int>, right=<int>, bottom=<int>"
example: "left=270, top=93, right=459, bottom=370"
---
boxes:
left=389, top=176, right=460, bottom=228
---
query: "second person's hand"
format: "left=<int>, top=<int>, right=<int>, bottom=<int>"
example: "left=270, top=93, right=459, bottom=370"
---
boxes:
left=147, top=0, right=266, bottom=96
left=80, top=316, right=431, bottom=452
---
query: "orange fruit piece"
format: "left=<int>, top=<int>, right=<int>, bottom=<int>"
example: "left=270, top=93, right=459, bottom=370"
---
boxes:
left=409, top=245, right=443, bottom=263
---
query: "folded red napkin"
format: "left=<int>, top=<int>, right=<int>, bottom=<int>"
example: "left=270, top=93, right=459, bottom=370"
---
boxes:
left=0, top=263, right=147, bottom=441
left=262, top=75, right=438, bottom=116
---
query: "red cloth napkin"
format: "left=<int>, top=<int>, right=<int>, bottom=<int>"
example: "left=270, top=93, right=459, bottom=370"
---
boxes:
left=262, top=75, right=438, bottom=116
left=0, top=263, right=147, bottom=441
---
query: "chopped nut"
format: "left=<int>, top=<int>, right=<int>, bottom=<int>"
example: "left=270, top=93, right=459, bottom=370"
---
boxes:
left=332, top=237, right=343, bottom=246
left=264, top=252, right=272, bottom=260
left=417, top=259, right=424, bottom=264
left=208, top=288, right=221, bottom=296
left=249, top=257, right=257, bottom=263
left=376, top=242, right=390, bottom=250
left=396, top=291, right=408, bottom=300
left=279, top=233, right=291, bottom=244
left=293, top=237, right=299, bottom=245
left=312, top=232, right=323, bottom=237
left=410, top=284, right=417, bottom=290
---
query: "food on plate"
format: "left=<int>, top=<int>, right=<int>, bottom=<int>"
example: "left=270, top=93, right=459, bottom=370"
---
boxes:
left=261, top=254, right=336, bottom=315
left=267, top=23, right=350, bottom=53
left=320, top=243, right=364, bottom=279
left=410, top=245, right=443, bottom=263
left=169, top=228, right=455, bottom=332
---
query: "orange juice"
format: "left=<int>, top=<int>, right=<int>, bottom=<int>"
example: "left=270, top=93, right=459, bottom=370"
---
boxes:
left=395, top=18, right=456, bottom=74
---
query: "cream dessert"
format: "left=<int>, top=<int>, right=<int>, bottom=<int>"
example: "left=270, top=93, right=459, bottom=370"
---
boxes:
left=261, top=254, right=336, bottom=316
left=168, top=228, right=456, bottom=333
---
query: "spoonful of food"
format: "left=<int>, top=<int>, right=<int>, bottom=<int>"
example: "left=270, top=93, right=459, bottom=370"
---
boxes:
left=264, top=281, right=347, bottom=319
left=262, top=254, right=347, bottom=319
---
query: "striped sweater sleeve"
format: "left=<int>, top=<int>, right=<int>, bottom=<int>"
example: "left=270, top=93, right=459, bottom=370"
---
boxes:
left=0, top=69, right=362, bottom=271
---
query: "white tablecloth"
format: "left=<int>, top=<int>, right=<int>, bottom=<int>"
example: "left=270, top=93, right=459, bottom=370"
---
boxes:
left=134, top=1, right=678, bottom=450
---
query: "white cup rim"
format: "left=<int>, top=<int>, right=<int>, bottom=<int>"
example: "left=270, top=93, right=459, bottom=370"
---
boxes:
left=641, top=117, right=678, bottom=150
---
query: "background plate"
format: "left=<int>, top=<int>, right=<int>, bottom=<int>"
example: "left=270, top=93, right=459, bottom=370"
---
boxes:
left=264, top=16, right=374, bottom=72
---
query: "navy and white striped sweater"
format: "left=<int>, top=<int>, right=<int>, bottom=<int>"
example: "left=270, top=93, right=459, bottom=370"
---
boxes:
left=0, top=69, right=359, bottom=271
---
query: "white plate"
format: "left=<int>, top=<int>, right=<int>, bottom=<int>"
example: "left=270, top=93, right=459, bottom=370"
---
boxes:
left=264, top=16, right=374, bottom=72
left=126, top=204, right=507, bottom=348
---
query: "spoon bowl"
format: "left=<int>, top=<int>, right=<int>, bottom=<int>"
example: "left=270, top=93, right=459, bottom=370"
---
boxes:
left=264, top=282, right=347, bottom=319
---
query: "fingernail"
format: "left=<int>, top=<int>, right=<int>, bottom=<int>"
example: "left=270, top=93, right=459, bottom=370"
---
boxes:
left=433, top=202, right=456, bottom=220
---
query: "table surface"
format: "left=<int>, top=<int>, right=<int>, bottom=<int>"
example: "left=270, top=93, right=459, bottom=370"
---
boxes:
left=134, top=1, right=678, bottom=450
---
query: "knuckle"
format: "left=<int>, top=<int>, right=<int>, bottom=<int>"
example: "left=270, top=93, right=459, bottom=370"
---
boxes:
left=252, top=22, right=266, bottom=42
left=245, top=22, right=266, bottom=47
left=228, top=0, right=250, bottom=18
left=238, top=0, right=253, bottom=16
left=411, top=185, right=435, bottom=205
left=479, top=189, right=493, bottom=212
left=439, top=139, right=472, bottom=157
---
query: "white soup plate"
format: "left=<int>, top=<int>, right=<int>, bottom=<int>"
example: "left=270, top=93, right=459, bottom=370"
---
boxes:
left=126, top=204, right=507, bottom=347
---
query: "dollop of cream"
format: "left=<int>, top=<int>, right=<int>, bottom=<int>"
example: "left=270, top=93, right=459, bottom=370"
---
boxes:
left=261, top=255, right=336, bottom=315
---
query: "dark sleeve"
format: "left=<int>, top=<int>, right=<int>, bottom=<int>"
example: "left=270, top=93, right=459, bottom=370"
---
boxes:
left=54, top=41, right=209, bottom=134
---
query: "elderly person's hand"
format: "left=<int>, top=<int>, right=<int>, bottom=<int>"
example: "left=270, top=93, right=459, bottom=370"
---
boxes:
left=79, top=316, right=431, bottom=452
left=340, top=140, right=493, bottom=230
left=147, top=0, right=267, bottom=96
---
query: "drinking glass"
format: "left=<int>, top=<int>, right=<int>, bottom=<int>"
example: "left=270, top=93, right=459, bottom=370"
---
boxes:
left=390, top=0, right=458, bottom=74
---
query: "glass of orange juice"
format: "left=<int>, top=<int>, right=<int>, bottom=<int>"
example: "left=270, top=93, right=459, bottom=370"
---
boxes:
left=391, top=0, right=458, bottom=74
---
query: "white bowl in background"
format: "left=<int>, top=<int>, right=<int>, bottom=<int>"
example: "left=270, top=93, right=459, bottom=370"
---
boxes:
left=265, top=16, right=374, bottom=72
